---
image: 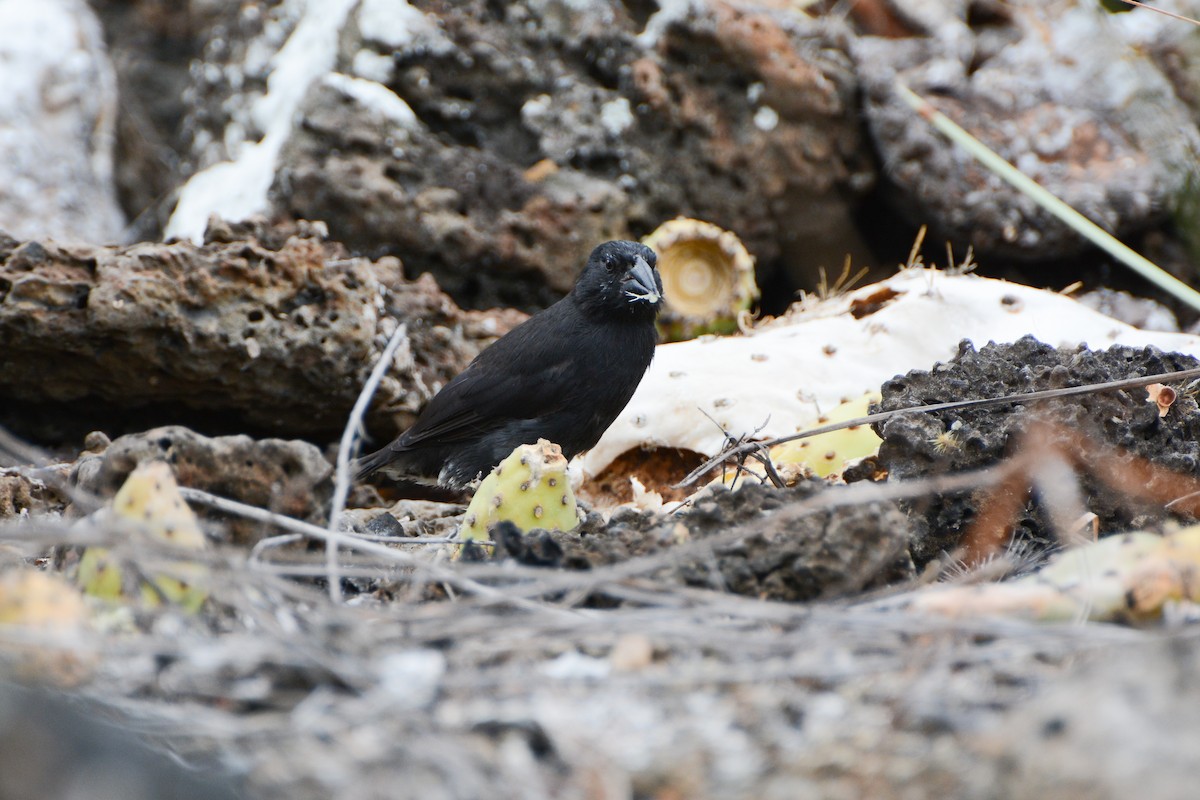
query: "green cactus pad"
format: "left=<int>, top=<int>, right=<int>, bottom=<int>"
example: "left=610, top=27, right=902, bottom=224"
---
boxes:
left=458, top=439, right=581, bottom=550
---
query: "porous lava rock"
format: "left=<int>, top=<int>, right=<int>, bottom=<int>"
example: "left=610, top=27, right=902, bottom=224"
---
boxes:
left=0, top=218, right=522, bottom=443
left=71, top=425, right=332, bottom=543
left=0, top=473, right=65, bottom=521
left=173, top=0, right=873, bottom=309
left=874, top=336, right=1200, bottom=566
left=549, top=482, right=913, bottom=603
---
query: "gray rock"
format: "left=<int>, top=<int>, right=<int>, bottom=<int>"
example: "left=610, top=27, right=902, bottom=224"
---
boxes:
left=0, top=218, right=522, bottom=442
left=71, top=424, right=333, bottom=543
left=0, top=0, right=126, bottom=243
left=88, top=0, right=238, bottom=239
left=167, top=0, right=873, bottom=309
left=855, top=0, right=1200, bottom=258
left=1077, top=288, right=1179, bottom=333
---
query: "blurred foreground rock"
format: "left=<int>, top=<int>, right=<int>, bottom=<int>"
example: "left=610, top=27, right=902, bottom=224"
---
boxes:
left=0, top=219, right=521, bottom=443
left=0, top=683, right=242, bottom=800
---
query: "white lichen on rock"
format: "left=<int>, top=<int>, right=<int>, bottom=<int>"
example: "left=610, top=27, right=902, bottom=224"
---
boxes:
left=166, top=0, right=360, bottom=241
left=0, top=0, right=124, bottom=242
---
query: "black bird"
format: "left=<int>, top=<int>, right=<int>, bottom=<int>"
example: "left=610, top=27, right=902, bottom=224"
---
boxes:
left=356, top=240, right=663, bottom=488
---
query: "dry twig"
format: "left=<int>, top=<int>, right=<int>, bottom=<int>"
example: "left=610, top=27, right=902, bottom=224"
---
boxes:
left=327, top=323, right=411, bottom=602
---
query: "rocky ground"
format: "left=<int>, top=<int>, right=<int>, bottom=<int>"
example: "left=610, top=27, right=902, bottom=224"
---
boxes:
left=5, top=1, right=1200, bottom=798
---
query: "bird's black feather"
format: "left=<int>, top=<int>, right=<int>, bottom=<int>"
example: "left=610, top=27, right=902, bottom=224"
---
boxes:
left=355, top=240, right=663, bottom=488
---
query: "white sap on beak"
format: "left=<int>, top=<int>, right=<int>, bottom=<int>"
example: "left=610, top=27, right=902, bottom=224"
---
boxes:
left=624, top=255, right=661, bottom=304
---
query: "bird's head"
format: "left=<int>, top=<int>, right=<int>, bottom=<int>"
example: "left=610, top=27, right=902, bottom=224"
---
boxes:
left=574, top=240, right=664, bottom=322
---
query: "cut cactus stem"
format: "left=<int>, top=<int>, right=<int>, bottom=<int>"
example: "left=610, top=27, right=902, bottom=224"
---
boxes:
left=643, top=217, right=759, bottom=342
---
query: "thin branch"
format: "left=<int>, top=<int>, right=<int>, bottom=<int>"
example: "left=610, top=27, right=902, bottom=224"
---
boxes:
left=895, top=81, right=1200, bottom=312
left=1117, top=0, right=1200, bottom=26
left=0, top=426, right=53, bottom=468
left=179, top=486, right=573, bottom=618
left=327, top=323, right=411, bottom=602
left=342, top=533, right=462, bottom=544
left=676, top=366, right=1200, bottom=488
left=746, top=449, right=786, bottom=488
left=249, top=533, right=304, bottom=562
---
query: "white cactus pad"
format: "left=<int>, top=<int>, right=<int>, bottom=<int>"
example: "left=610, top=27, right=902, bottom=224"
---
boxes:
left=581, top=269, right=1200, bottom=476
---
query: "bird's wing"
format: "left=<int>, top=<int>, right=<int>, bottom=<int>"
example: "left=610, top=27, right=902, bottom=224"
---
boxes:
left=395, top=307, right=578, bottom=448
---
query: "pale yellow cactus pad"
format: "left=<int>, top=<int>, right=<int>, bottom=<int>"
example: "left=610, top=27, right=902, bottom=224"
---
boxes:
left=0, top=569, right=87, bottom=628
left=76, top=461, right=209, bottom=613
left=0, top=568, right=92, bottom=684
left=712, top=392, right=882, bottom=487
left=898, top=525, right=1200, bottom=623
left=767, top=392, right=882, bottom=480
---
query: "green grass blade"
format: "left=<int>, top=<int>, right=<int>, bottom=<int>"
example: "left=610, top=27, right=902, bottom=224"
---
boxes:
left=895, top=81, right=1200, bottom=313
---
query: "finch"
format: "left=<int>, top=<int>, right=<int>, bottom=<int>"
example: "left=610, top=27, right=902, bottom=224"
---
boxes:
left=356, top=240, right=663, bottom=488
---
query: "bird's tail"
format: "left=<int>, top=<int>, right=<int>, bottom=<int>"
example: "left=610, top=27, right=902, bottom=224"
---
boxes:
left=352, top=445, right=392, bottom=482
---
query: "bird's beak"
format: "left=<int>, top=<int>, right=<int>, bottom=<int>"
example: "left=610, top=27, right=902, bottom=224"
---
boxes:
left=624, top=255, right=661, bottom=304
